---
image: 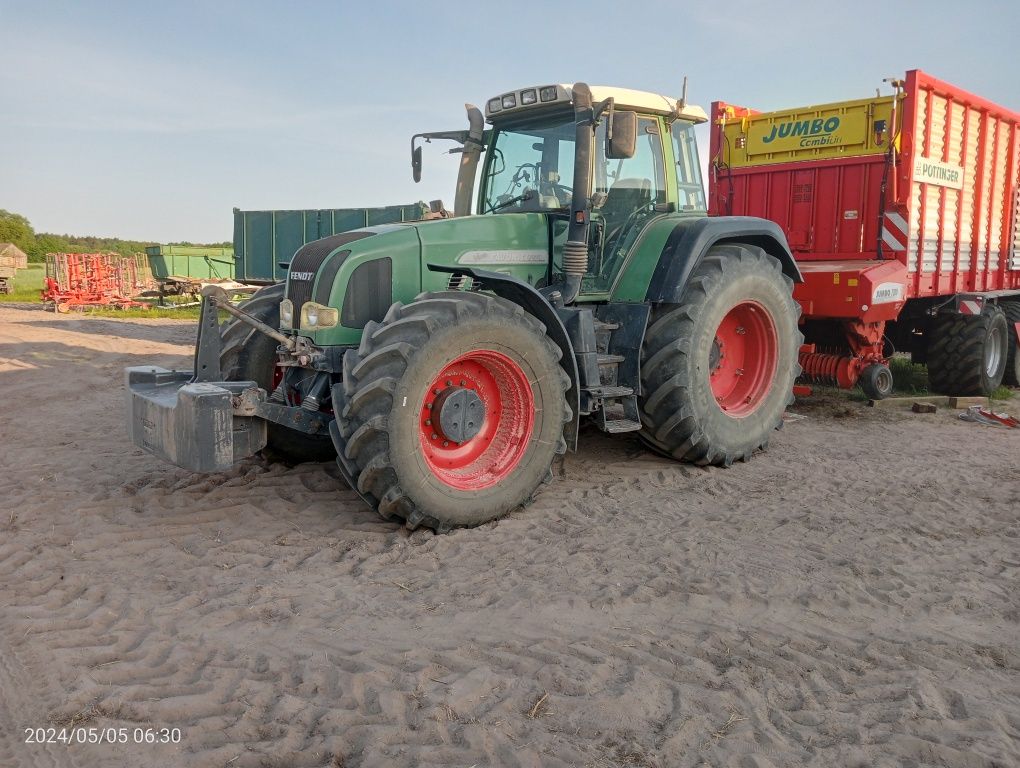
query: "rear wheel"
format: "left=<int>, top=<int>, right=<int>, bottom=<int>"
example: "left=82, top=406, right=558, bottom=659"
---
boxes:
left=1002, top=301, right=1020, bottom=387
left=926, top=308, right=1008, bottom=395
left=639, top=244, right=801, bottom=466
left=220, top=283, right=336, bottom=464
left=335, top=291, right=569, bottom=531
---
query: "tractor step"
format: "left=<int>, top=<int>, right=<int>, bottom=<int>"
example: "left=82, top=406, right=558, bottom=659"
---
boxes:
left=598, top=353, right=626, bottom=365
left=602, top=418, right=642, bottom=434
left=589, top=385, right=633, bottom=398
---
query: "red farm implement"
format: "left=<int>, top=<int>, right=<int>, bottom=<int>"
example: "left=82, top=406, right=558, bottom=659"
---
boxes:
left=710, top=70, right=1020, bottom=398
left=42, top=253, right=149, bottom=312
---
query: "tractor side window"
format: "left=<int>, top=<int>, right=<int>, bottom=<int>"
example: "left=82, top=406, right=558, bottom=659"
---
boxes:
left=589, top=117, right=667, bottom=290
left=671, top=120, right=707, bottom=211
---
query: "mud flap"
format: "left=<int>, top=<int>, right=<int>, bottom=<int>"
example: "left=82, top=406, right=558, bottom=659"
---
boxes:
left=126, top=366, right=267, bottom=472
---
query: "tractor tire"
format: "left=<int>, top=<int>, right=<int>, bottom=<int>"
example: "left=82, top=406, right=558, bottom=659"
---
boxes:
left=1002, top=301, right=1020, bottom=387
left=926, top=308, right=1009, bottom=395
left=639, top=244, right=802, bottom=466
left=219, top=282, right=337, bottom=464
left=335, top=291, right=570, bottom=532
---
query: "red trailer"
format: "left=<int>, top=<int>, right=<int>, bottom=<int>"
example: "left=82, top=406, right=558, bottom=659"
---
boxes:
left=710, top=70, right=1020, bottom=398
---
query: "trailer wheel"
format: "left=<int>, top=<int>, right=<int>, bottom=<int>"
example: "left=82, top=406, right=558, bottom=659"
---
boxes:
left=335, top=291, right=569, bottom=532
left=860, top=363, right=894, bottom=400
left=926, top=308, right=1008, bottom=395
left=640, top=244, right=802, bottom=466
left=220, top=283, right=336, bottom=464
left=1002, top=301, right=1020, bottom=387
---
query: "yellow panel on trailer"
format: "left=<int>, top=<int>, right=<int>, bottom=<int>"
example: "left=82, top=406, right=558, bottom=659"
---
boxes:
left=717, top=94, right=902, bottom=167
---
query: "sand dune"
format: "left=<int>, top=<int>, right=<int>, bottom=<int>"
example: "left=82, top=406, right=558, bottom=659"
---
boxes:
left=1, top=304, right=1017, bottom=767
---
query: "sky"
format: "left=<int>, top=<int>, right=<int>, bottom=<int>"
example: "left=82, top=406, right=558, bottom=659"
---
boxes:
left=2, top=0, right=1018, bottom=243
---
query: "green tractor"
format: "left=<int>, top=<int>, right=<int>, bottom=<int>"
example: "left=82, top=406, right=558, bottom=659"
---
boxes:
left=127, top=82, right=803, bottom=532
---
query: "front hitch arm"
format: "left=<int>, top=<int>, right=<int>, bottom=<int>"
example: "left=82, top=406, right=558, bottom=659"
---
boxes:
left=192, top=286, right=296, bottom=383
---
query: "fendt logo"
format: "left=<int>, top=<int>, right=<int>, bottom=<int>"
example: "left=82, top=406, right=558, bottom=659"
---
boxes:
left=763, top=116, right=842, bottom=147
left=291, top=271, right=315, bottom=281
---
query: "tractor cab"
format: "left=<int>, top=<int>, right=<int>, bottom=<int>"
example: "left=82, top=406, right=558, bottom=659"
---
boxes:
left=415, top=84, right=709, bottom=295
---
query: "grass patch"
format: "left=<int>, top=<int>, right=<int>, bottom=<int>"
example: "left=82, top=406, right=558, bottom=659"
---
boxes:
left=74, top=305, right=202, bottom=320
left=990, top=385, right=1015, bottom=402
left=0, top=264, right=45, bottom=302
left=888, top=355, right=930, bottom=395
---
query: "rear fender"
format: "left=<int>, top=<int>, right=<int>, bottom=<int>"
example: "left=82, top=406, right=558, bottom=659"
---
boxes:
left=646, top=217, right=802, bottom=304
left=427, top=264, right=580, bottom=451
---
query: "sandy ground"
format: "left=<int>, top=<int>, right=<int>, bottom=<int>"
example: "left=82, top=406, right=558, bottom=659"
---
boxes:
left=0, top=302, right=1018, bottom=768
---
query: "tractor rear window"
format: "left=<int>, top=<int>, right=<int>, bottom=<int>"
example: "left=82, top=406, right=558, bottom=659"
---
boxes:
left=672, top=121, right=706, bottom=211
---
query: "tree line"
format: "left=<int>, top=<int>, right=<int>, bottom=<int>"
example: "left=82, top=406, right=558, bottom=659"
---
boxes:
left=0, top=209, right=229, bottom=262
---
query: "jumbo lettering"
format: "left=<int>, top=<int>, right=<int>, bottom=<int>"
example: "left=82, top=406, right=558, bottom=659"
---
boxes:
left=763, top=116, right=841, bottom=144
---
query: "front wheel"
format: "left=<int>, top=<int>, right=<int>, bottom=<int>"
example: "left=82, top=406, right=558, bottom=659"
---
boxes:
left=335, top=291, right=569, bottom=531
left=639, top=244, right=802, bottom=466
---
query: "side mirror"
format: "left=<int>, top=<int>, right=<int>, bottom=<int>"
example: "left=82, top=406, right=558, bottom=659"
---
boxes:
left=606, top=110, right=637, bottom=160
left=412, top=145, right=423, bottom=183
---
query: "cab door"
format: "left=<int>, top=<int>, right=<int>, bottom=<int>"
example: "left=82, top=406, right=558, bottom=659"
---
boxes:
left=582, top=116, right=669, bottom=294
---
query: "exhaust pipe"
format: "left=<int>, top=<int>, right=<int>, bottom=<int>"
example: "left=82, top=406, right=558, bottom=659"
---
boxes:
left=454, top=104, right=485, bottom=217
left=559, top=82, right=595, bottom=305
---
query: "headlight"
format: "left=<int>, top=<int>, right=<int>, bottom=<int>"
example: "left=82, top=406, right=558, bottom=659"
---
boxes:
left=487, top=97, right=502, bottom=113
left=539, top=85, right=558, bottom=102
left=300, top=301, right=338, bottom=330
left=279, top=299, right=293, bottom=329
left=501, top=93, right=516, bottom=109
left=520, top=89, right=537, bottom=105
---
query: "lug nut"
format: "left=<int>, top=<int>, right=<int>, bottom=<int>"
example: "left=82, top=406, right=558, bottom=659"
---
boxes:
left=431, top=433, right=438, bottom=440
left=442, top=441, right=449, bottom=447
left=424, top=419, right=431, bottom=426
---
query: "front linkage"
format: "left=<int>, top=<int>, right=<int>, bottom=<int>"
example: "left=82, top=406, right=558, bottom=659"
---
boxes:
left=126, top=287, right=336, bottom=473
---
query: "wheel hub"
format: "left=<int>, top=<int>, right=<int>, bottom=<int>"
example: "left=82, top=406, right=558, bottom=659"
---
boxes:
left=709, top=301, right=779, bottom=417
left=434, top=386, right=486, bottom=443
left=418, top=350, right=535, bottom=490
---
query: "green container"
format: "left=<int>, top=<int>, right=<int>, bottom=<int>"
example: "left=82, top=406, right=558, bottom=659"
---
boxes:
left=146, top=245, right=235, bottom=281
left=232, top=203, right=430, bottom=283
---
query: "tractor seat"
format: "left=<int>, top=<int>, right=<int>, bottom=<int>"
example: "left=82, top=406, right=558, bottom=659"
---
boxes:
left=600, top=177, right=652, bottom=246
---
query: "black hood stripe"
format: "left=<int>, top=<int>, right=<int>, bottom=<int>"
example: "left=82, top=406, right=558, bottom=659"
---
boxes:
left=287, top=231, right=375, bottom=318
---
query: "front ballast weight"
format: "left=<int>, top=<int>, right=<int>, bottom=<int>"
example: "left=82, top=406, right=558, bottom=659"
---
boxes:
left=125, top=287, right=331, bottom=473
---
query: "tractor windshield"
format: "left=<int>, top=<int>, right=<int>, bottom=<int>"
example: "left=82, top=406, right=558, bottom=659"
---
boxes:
left=482, top=118, right=576, bottom=213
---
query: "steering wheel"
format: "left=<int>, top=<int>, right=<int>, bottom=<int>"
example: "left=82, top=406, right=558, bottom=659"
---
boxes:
left=540, top=181, right=573, bottom=208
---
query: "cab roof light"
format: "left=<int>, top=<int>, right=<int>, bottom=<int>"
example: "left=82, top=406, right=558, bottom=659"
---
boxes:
left=487, top=97, right=502, bottom=113
left=501, top=93, right=517, bottom=109
left=539, top=86, right=558, bottom=102
left=520, top=88, right=537, bottom=105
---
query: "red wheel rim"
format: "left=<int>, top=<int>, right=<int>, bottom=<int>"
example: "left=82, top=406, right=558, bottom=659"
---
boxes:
left=709, top=301, right=778, bottom=417
left=418, top=350, right=534, bottom=490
